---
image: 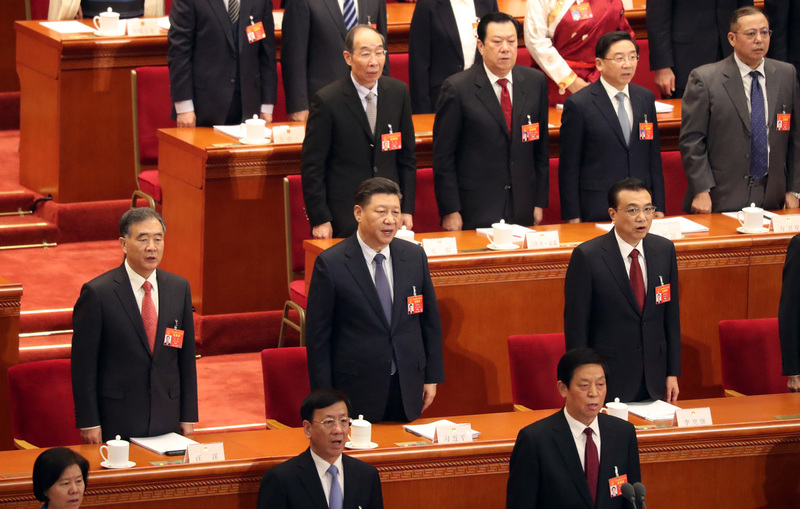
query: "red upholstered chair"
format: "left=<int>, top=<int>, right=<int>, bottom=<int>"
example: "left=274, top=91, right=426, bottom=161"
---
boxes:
left=273, top=61, right=288, bottom=123
left=388, top=53, right=410, bottom=88
left=261, top=347, right=310, bottom=428
left=660, top=151, right=687, bottom=217
left=278, top=175, right=311, bottom=347
left=413, top=167, right=441, bottom=233
left=508, top=334, right=566, bottom=411
left=516, top=47, right=534, bottom=68
left=630, top=38, right=660, bottom=99
left=27, top=0, right=49, bottom=20
left=7, top=359, right=83, bottom=449
left=131, top=66, right=174, bottom=209
left=719, top=318, right=787, bottom=397
left=541, top=157, right=561, bottom=225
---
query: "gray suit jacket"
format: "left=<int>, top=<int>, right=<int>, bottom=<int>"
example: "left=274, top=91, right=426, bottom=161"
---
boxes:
left=680, top=54, right=800, bottom=212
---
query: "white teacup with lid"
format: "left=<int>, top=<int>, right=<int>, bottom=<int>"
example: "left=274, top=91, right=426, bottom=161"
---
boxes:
left=600, top=398, right=628, bottom=420
left=487, top=219, right=514, bottom=248
left=395, top=225, right=415, bottom=242
left=100, top=435, right=130, bottom=468
left=348, top=414, right=372, bottom=447
left=93, top=8, right=120, bottom=34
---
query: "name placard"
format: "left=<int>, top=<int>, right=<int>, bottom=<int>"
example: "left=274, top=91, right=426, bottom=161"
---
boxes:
left=649, top=219, right=682, bottom=240
left=434, top=423, right=473, bottom=444
left=524, top=231, right=560, bottom=249
left=674, top=407, right=713, bottom=428
left=422, top=237, right=458, bottom=256
left=184, top=442, right=225, bottom=463
left=771, top=214, right=800, bottom=233
left=272, top=125, right=306, bottom=144
left=126, top=18, right=161, bottom=36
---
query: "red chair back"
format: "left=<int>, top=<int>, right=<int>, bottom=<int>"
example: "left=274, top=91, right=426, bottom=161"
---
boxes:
left=274, top=61, right=288, bottom=122
left=661, top=151, right=687, bottom=216
left=133, top=66, right=174, bottom=166
left=285, top=175, right=311, bottom=276
left=508, top=334, right=566, bottom=410
left=261, top=347, right=310, bottom=427
left=516, top=47, right=534, bottom=68
left=388, top=53, right=410, bottom=88
left=413, top=168, right=441, bottom=233
left=541, top=157, right=561, bottom=225
left=719, top=318, right=787, bottom=395
left=7, top=359, right=83, bottom=447
left=630, top=38, right=660, bottom=99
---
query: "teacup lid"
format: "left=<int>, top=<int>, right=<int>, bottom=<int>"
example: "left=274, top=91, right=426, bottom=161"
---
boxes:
left=351, top=414, right=370, bottom=426
left=614, top=398, right=620, bottom=404
left=492, top=219, right=512, bottom=229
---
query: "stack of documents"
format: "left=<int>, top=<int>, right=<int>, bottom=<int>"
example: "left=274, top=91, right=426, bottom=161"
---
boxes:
left=627, top=400, right=681, bottom=422
left=130, top=432, right=199, bottom=454
left=403, top=420, right=480, bottom=440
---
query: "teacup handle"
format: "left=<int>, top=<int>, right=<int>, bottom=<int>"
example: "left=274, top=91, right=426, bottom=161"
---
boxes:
left=487, top=232, right=494, bottom=244
left=93, top=16, right=102, bottom=31
left=100, top=444, right=109, bottom=462
left=737, top=211, right=745, bottom=226
left=600, top=408, right=608, bottom=414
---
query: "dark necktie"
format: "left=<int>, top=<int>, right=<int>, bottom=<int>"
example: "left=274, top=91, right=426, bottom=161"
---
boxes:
left=342, top=0, right=357, bottom=31
left=749, top=70, right=768, bottom=180
left=142, top=281, right=157, bottom=354
left=327, top=465, right=343, bottom=509
left=629, top=248, right=645, bottom=312
left=616, top=92, right=631, bottom=146
left=584, top=428, right=599, bottom=504
left=366, top=91, right=377, bottom=136
left=374, top=253, right=392, bottom=325
left=227, top=0, right=239, bottom=24
left=497, top=78, right=512, bottom=132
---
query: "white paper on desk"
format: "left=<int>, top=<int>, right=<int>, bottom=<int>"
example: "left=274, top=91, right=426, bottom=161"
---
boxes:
left=273, top=11, right=283, bottom=30
left=39, top=21, right=94, bottom=34
left=476, top=224, right=534, bottom=241
left=403, top=419, right=480, bottom=441
left=157, top=16, right=170, bottom=31
left=213, top=124, right=273, bottom=141
left=655, top=101, right=674, bottom=113
left=130, top=432, right=198, bottom=455
left=721, top=211, right=775, bottom=226
left=595, top=216, right=709, bottom=234
left=627, top=400, right=681, bottom=422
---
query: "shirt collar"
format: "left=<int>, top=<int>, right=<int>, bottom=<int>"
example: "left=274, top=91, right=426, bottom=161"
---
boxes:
left=483, top=63, right=513, bottom=85
left=613, top=227, right=645, bottom=259
left=309, top=448, right=344, bottom=478
left=733, top=52, right=766, bottom=78
left=351, top=73, right=379, bottom=101
left=563, top=407, right=600, bottom=440
left=599, top=76, right=630, bottom=103
left=124, top=259, right=157, bottom=290
left=356, top=230, right=391, bottom=261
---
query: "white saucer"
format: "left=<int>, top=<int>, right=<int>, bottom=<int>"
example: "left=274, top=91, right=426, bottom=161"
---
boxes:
left=737, top=226, right=769, bottom=234
left=101, top=460, right=136, bottom=469
left=345, top=441, right=378, bottom=450
left=239, top=137, right=271, bottom=145
left=487, top=243, right=520, bottom=251
left=93, top=28, right=127, bottom=37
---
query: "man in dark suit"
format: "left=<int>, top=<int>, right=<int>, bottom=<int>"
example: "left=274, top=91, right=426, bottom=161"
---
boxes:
left=507, top=348, right=641, bottom=509
left=301, top=25, right=416, bottom=239
left=71, top=208, right=197, bottom=443
left=305, top=178, right=444, bottom=423
left=647, top=0, right=752, bottom=99
left=779, top=234, right=800, bottom=392
left=433, top=12, right=549, bottom=231
left=281, top=0, right=388, bottom=122
left=256, top=389, right=384, bottom=509
left=766, top=0, right=800, bottom=77
left=560, top=31, right=666, bottom=223
left=564, top=179, right=681, bottom=403
left=680, top=6, right=800, bottom=214
left=167, top=0, right=278, bottom=127
left=408, top=0, right=498, bottom=113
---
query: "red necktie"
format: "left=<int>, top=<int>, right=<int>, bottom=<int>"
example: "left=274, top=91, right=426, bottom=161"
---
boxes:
left=142, top=281, right=157, bottom=354
left=497, top=78, right=512, bottom=132
left=629, top=248, right=645, bottom=311
left=584, top=427, right=599, bottom=504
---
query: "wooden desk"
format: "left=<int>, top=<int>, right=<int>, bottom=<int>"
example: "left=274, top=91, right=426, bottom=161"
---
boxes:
left=0, top=276, right=22, bottom=451
left=305, top=213, right=797, bottom=416
left=0, top=394, right=798, bottom=508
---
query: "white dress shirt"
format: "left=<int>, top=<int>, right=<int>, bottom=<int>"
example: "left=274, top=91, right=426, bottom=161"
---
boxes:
left=124, top=259, right=159, bottom=315
left=450, top=0, right=478, bottom=70
left=599, top=77, right=633, bottom=131
left=484, top=64, right=513, bottom=106
left=563, top=407, right=602, bottom=470
left=614, top=228, right=648, bottom=292
left=356, top=231, right=394, bottom=299
left=310, top=449, right=345, bottom=504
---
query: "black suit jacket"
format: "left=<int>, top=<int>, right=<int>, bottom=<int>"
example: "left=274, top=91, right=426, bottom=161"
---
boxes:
left=433, top=64, right=549, bottom=230
left=167, top=0, right=278, bottom=126
left=779, top=234, right=800, bottom=376
left=564, top=230, right=681, bottom=402
left=281, top=0, right=389, bottom=114
left=71, top=265, right=198, bottom=441
left=559, top=81, right=665, bottom=222
left=646, top=0, right=751, bottom=97
left=301, top=76, right=416, bottom=238
left=507, top=410, right=641, bottom=509
left=407, top=0, right=497, bottom=113
left=305, top=235, right=444, bottom=423
left=766, top=0, right=800, bottom=74
left=257, top=448, right=384, bottom=509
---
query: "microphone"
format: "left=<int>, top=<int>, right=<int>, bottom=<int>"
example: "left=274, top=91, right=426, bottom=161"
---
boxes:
left=620, top=483, right=638, bottom=509
left=633, top=482, right=647, bottom=509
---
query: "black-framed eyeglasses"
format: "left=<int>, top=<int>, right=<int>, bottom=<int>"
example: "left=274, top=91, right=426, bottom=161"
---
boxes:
left=735, top=29, right=772, bottom=40
left=617, top=206, right=657, bottom=217
left=602, top=54, right=640, bottom=64
left=312, top=418, right=352, bottom=429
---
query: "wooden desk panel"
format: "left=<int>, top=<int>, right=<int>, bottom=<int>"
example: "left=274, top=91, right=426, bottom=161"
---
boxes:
left=0, top=394, right=798, bottom=508
left=0, top=276, right=22, bottom=451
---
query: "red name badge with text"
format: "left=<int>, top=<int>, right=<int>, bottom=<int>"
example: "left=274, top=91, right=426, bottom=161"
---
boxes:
left=407, top=295, right=423, bottom=315
left=655, top=283, right=671, bottom=305
left=472, top=20, right=479, bottom=38
left=246, top=22, right=265, bottom=43
left=521, top=123, right=540, bottom=142
left=608, top=474, right=628, bottom=498
left=570, top=2, right=593, bottom=21
left=777, top=113, right=791, bottom=131
left=639, top=122, right=654, bottom=140
left=381, top=132, right=402, bottom=151
left=164, top=328, right=184, bottom=348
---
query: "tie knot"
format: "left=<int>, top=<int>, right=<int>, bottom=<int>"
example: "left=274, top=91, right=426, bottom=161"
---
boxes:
left=583, top=427, right=593, bottom=438
left=142, top=281, right=152, bottom=293
left=629, top=248, right=639, bottom=261
left=327, top=464, right=339, bottom=478
left=366, top=91, right=375, bottom=102
left=749, top=70, right=762, bottom=79
left=497, top=78, right=509, bottom=90
left=374, top=253, right=385, bottom=266
left=615, top=91, right=626, bottom=103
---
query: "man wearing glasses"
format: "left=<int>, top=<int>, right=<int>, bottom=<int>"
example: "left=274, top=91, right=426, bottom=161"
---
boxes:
left=559, top=31, right=666, bottom=223
left=680, top=6, right=800, bottom=214
left=564, top=178, right=681, bottom=403
left=257, top=389, right=384, bottom=509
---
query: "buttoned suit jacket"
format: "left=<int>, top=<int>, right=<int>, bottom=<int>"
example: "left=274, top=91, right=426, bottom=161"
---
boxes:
left=407, top=0, right=497, bottom=113
left=680, top=54, right=800, bottom=212
left=256, top=448, right=384, bottom=509
left=433, top=64, right=549, bottom=230
left=646, top=0, right=751, bottom=97
left=167, top=0, right=278, bottom=126
left=559, top=80, right=665, bottom=221
left=779, top=234, right=800, bottom=376
left=71, top=264, right=198, bottom=441
left=506, top=410, right=641, bottom=509
left=301, top=76, right=416, bottom=238
left=564, top=230, right=681, bottom=402
left=305, top=235, right=444, bottom=423
left=766, top=0, right=800, bottom=74
left=281, top=0, right=389, bottom=114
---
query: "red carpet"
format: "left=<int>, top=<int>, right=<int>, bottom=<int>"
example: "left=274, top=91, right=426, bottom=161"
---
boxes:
left=0, top=130, right=24, bottom=193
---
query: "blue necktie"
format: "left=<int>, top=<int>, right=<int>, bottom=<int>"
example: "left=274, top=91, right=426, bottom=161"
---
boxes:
left=749, top=70, right=768, bottom=180
left=374, top=253, right=392, bottom=325
left=342, top=0, right=357, bottom=31
left=616, top=92, right=631, bottom=146
left=327, top=465, right=343, bottom=509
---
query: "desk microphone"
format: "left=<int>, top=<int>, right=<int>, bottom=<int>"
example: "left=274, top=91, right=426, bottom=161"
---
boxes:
left=621, top=483, right=638, bottom=509
left=633, top=482, right=647, bottom=509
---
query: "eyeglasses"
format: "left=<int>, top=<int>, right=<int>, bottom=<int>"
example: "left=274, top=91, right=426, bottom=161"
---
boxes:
left=602, top=54, right=640, bottom=64
left=356, top=50, right=387, bottom=60
left=312, top=418, right=352, bottom=429
left=617, top=206, right=657, bottom=217
left=735, top=29, right=772, bottom=40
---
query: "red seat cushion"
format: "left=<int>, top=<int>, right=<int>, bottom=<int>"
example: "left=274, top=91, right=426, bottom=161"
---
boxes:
left=138, top=169, right=162, bottom=202
left=508, top=334, right=566, bottom=410
left=261, top=347, right=310, bottom=427
left=289, top=279, right=308, bottom=309
left=719, top=318, right=787, bottom=395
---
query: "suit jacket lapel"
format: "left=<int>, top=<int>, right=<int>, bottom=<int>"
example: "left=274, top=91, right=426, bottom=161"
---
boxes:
left=601, top=230, right=642, bottom=316
left=592, top=80, right=628, bottom=148
left=154, top=271, right=176, bottom=358
left=510, top=66, right=530, bottom=135
left=765, top=59, right=780, bottom=133
left=389, top=240, right=408, bottom=333
left=112, top=265, right=153, bottom=356
left=552, top=412, right=594, bottom=508
left=474, top=66, right=510, bottom=136
left=205, top=0, right=235, bottom=50
left=342, top=455, right=362, bottom=509
left=437, top=0, right=464, bottom=63
left=325, top=0, right=348, bottom=39
left=297, top=449, right=330, bottom=508
left=342, top=79, right=375, bottom=140
left=343, top=236, right=391, bottom=329
left=642, top=234, right=663, bottom=315
left=721, top=55, right=751, bottom=133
